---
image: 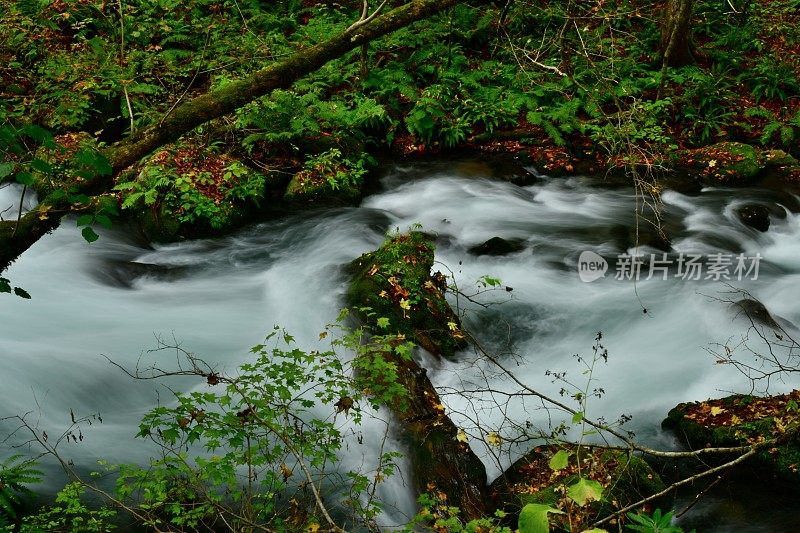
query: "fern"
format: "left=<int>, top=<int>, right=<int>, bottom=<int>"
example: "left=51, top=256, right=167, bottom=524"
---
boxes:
left=0, top=455, right=42, bottom=521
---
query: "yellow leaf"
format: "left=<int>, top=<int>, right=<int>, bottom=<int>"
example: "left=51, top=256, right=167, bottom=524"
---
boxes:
left=399, top=299, right=411, bottom=310
left=447, top=321, right=458, bottom=331
left=710, top=406, right=725, bottom=416
left=456, top=429, right=469, bottom=443
left=378, top=290, right=388, bottom=298
left=319, top=331, right=328, bottom=340
left=307, top=523, right=320, bottom=533
left=486, top=432, right=502, bottom=446
left=708, top=159, right=717, bottom=168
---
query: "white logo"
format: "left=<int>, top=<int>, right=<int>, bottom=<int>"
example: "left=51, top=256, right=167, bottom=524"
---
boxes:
left=578, top=251, right=608, bottom=282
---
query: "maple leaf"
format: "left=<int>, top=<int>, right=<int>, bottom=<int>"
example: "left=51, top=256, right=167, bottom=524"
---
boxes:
left=399, top=298, right=411, bottom=310
left=708, top=159, right=717, bottom=168
left=456, top=429, right=469, bottom=443
left=710, top=406, right=726, bottom=416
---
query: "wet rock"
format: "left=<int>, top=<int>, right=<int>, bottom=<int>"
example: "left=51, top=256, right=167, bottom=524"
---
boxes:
left=663, top=392, right=800, bottom=481
left=468, top=236, right=525, bottom=256
left=764, top=150, right=798, bottom=169
left=736, top=204, right=771, bottom=232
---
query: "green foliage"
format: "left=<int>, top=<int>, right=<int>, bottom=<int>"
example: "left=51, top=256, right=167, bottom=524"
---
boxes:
left=518, top=503, right=565, bottom=533
left=406, top=492, right=513, bottom=533
left=111, top=325, right=403, bottom=530
left=303, top=149, right=372, bottom=192
left=744, top=107, right=800, bottom=147
left=114, top=155, right=265, bottom=230
left=625, top=509, right=687, bottom=533
left=12, top=483, right=116, bottom=532
left=0, top=455, right=42, bottom=522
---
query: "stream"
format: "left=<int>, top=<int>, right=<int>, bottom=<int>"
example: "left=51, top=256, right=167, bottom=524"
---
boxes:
left=1, top=158, right=799, bottom=531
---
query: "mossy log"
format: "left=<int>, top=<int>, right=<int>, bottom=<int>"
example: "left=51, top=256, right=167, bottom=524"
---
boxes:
left=348, top=232, right=487, bottom=519
left=347, top=231, right=467, bottom=359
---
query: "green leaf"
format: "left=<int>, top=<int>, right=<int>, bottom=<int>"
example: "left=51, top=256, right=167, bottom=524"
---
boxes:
left=567, top=477, right=604, bottom=506
left=580, top=529, right=608, bottom=533
left=30, top=158, right=53, bottom=174
left=81, top=226, right=100, bottom=243
left=549, top=449, right=570, bottom=471
left=0, top=162, right=13, bottom=179
left=95, top=214, right=113, bottom=229
left=15, top=171, right=33, bottom=186
left=572, top=411, right=584, bottom=424
left=0, top=278, right=10, bottom=293
left=76, top=214, right=94, bottom=227
left=518, top=503, right=564, bottom=533
left=13, top=287, right=31, bottom=299
left=376, top=317, right=390, bottom=329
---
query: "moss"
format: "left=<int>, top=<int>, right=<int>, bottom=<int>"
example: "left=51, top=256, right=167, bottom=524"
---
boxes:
left=663, top=392, right=800, bottom=480
left=347, top=231, right=467, bottom=358
left=684, top=142, right=764, bottom=185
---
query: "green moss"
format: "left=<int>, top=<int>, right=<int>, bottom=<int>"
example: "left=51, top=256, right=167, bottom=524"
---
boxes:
left=687, top=142, right=764, bottom=185
left=347, top=231, right=467, bottom=358
left=283, top=170, right=361, bottom=205
left=663, top=393, right=800, bottom=480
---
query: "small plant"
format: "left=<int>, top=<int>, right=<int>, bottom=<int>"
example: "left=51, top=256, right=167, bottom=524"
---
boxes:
left=0, top=455, right=42, bottom=524
left=13, top=482, right=116, bottom=532
left=626, top=509, right=687, bottom=533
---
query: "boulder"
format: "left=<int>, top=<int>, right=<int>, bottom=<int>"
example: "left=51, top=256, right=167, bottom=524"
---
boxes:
left=684, top=142, right=763, bottom=185
left=736, top=204, right=771, bottom=232
left=663, top=391, right=800, bottom=480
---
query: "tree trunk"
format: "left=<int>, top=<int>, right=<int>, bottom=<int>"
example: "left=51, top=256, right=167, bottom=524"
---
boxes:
left=660, top=0, right=695, bottom=68
left=0, top=0, right=460, bottom=273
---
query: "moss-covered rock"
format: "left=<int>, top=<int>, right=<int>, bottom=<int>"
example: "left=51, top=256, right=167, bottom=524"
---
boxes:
left=489, top=444, right=665, bottom=531
left=663, top=391, right=800, bottom=479
left=283, top=168, right=361, bottom=205
left=684, top=142, right=763, bottom=185
left=347, top=231, right=467, bottom=358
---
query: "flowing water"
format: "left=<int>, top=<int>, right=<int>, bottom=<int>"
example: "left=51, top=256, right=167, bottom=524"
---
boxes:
left=1, top=159, right=799, bottom=531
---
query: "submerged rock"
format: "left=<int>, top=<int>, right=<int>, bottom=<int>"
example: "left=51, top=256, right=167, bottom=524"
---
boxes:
left=468, top=236, right=525, bottom=256
left=736, top=204, right=771, bottom=232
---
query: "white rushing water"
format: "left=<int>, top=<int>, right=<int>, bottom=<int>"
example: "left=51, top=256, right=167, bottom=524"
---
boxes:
left=1, top=159, right=799, bottom=530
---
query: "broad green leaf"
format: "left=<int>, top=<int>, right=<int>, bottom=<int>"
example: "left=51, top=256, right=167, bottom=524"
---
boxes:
left=76, top=214, right=94, bottom=226
left=15, top=171, right=33, bottom=186
left=549, top=449, right=570, bottom=471
left=0, top=162, right=13, bottom=179
left=376, top=317, right=390, bottom=329
left=567, top=477, right=604, bottom=506
left=518, top=503, right=564, bottom=533
left=95, top=214, right=113, bottom=229
left=30, top=158, right=53, bottom=174
left=572, top=411, right=584, bottom=424
left=81, top=226, right=100, bottom=243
